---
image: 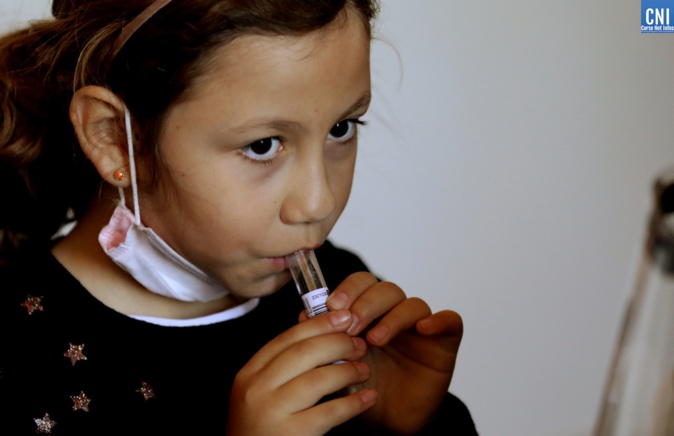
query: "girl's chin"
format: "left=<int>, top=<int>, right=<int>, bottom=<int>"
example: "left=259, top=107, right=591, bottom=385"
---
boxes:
left=227, top=270, right=293, bottom=300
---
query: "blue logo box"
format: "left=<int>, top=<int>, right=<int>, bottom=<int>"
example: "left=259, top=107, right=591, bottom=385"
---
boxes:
left=642, top=0, right=674, bottom=33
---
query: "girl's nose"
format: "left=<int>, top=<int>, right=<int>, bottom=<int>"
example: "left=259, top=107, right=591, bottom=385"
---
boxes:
left=280, top=158, right=337, bottom=225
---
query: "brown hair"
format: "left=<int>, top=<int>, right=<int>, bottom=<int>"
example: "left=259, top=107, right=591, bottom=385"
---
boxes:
left=0, top=0, right=379, bottom=261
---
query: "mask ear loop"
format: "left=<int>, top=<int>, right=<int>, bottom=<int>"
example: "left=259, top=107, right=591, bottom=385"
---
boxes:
left=123, top=105, right=142, bottom=226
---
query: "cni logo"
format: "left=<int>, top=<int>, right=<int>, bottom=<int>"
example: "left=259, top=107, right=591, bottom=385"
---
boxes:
left=642, top=0, right=674, bottom=33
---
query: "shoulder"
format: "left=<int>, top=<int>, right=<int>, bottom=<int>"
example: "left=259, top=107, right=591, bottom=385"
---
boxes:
left=0, top=246, right=71, bottom=306
left=0, top=248, right=49, bottom=316
left=0, top=245, right=96, bottom=348
left=0, top=248, right=73, bottom=433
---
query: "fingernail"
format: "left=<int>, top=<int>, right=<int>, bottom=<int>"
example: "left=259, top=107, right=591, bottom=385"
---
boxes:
left=328, top=292, right=348, bottom=310
left=368, top=325, right=388, bottom=343
left=417, top=318, right=435, bottom=333
left=353, top=360, right=370, bottom=375
left=360, top=389, right=377, bottom=405
left=352, top=337, right=367, bottom=351
left=330, top=310, right=351, bottom=327
left=346, top=314, right=360, bottom=335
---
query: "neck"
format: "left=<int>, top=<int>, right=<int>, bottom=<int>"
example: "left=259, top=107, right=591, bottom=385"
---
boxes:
left=52, top=188, right=240, bottom=319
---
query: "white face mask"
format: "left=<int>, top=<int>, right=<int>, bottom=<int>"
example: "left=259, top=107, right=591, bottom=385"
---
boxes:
left=97, top=106, right=228, bottom=303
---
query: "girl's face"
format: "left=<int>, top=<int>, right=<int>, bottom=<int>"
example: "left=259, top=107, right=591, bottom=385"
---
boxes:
left=136, top=11, right=371, bottom=299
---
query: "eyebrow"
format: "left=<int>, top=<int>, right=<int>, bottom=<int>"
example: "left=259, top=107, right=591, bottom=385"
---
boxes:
left=230, top=91, right=372, bottom=135
left=338, top=91, right=371, bottom=120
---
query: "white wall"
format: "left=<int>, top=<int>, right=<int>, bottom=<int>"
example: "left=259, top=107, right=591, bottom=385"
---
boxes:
left=3, top=1, right=673, bottom=435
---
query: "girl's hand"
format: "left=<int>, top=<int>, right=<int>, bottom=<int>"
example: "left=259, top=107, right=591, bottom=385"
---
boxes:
left=227, top=309, right=377, bottom=436
left=319, top=272, right=464, bottom=435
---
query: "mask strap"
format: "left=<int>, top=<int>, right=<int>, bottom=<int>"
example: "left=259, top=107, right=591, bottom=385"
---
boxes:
left=123, top=105, right=142, bottom=226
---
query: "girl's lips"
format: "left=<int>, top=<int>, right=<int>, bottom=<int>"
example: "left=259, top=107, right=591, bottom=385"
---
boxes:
left=266, top=255, right=289, bottom=270
left=266, top=244, right=323, bottom=269
left=284, top=244, right=323, bottom=258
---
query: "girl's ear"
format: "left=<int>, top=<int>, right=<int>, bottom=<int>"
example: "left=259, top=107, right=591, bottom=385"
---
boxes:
left=70, top=85, right=130, bottom=187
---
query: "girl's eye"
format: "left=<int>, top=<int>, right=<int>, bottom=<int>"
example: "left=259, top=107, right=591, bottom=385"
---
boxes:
left=327, top=119, right=364, bottom=142
left=240, top=137, right=282, bottom=162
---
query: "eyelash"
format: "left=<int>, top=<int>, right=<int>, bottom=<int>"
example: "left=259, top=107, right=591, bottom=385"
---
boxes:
left=238, top=118, right=367, bottom=166
left=333, top=118, right=367, bottom=143
left=238, top=137, right=284, bottom=166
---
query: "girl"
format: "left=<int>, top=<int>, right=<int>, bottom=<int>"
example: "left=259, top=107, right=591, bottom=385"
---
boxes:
left=0, top=0, right=477, bottom=434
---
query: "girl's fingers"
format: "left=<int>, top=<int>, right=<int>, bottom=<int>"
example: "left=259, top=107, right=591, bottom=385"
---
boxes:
left=326, top=272, right=379, bottom=311
left=416, top=309, right=463, bottom=337
left=257, top=333, right=368, bottom=392
left=380, top=309, right=464, bottom=373
left=298, top=310, right=310, bottom=322
left=301, top=271, right=380, bottom=324
left=329, top=276, right=408, bottom=336
left=276, top=360, right=371, bottom=412
left=241, top=309, right=353, bottom=375
left=364, top=296, right=432, bottom=346
left=346, top=281, right=407, bottom=336
left=299, top=388, right=378, bottom=435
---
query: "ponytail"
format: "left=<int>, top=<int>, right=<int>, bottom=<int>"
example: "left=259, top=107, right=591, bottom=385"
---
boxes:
left=0, top=18, right=102, bottom=262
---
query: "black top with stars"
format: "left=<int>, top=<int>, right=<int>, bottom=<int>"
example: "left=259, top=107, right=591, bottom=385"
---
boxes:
left=0, top=241, right=477, bottom=435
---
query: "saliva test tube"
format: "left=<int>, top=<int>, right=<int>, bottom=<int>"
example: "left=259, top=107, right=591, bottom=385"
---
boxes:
left=285, top=249, right=363, bottom=395
left=285, top=249, right=330, bottom=318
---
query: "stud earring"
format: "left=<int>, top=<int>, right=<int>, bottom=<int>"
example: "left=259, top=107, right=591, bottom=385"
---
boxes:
left=113, top=169, right=125, bottom=181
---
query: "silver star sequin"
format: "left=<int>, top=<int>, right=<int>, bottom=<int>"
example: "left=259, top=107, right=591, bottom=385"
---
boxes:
left=34, top=413, right=57, bottom=434
left=64, top=343, right=87, bottom=366
left=20, top=295, right=44, bottom=315
left=136, top=381, right=156, bottom=401
left=71, top=391, right=91, bottom=412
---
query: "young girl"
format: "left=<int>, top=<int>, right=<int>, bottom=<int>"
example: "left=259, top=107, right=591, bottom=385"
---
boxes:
left=0, top=0, right=477, bottom=434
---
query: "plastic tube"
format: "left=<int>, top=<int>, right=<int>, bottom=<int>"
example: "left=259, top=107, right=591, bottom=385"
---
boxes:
left=285, top=249, right=363, bottom=394
left=285, top=249, right=330, bottom=318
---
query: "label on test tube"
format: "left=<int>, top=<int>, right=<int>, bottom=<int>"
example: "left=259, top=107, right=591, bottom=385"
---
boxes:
left=302, top=287, right=329, bottom=317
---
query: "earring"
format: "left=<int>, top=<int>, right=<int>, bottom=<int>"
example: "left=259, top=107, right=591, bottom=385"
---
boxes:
left=113, top=169, right=125, bottom=181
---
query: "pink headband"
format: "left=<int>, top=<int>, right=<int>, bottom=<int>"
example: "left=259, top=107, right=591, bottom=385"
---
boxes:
left=106, top=0, right=173, bottom=69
